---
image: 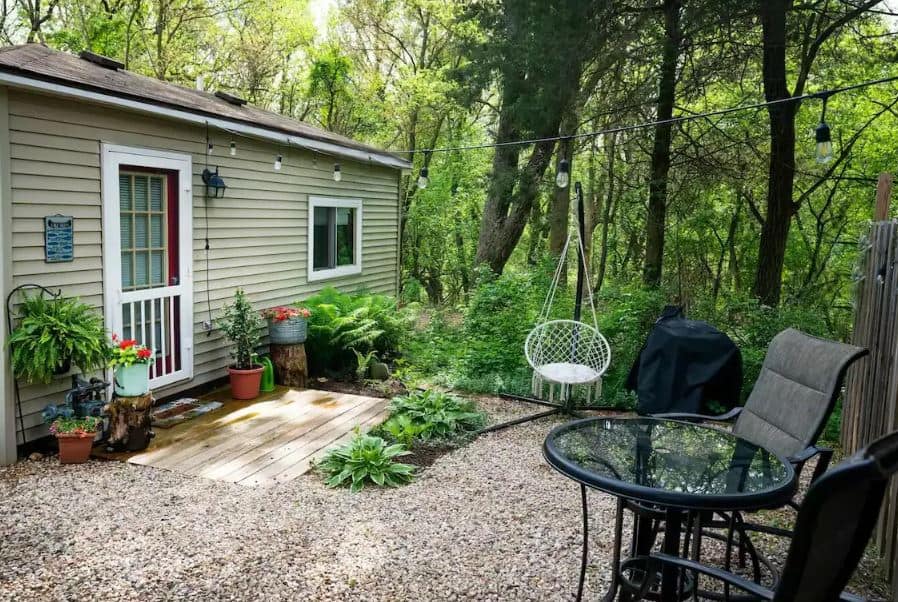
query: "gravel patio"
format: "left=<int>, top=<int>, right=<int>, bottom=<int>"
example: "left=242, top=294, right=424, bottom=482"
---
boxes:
left=0, top=398, right=890, bottom=601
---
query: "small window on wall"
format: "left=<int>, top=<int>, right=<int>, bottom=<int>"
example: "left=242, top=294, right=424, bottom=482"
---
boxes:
left=308, top=197, right=362, bottom=281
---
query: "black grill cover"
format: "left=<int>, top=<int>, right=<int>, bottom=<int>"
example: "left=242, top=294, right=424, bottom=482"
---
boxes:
left=626, top=306, right=742, bottom=415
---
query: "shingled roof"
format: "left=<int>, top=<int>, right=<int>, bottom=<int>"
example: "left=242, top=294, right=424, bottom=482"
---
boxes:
left=0, top=44, right=409, bottom=168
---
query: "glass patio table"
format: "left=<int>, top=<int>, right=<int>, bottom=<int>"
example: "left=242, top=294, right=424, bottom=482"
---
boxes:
left=543, top=417, right=797, bottom=602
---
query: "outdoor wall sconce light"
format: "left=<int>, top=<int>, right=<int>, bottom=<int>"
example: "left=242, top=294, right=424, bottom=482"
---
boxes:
left=202, top=167, right=227, bottom=199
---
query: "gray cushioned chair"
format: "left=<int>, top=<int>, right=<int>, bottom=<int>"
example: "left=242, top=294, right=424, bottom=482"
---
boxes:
left=641, top=428, right=898, bottom=602
left=658, top=327, right=868, bottom=485
left=652, top=328, right=868, bottom=586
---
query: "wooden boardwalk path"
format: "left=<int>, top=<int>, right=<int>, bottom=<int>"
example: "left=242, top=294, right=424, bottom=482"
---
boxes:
left=99, top=387, right=388, bottom=488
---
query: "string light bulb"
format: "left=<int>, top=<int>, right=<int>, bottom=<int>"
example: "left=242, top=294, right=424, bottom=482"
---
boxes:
left=333, top=163, right=342, bottom=182
left=815, top=94, right=833, bottom=164
left=417, top=153, right=430, bottom=189
left=815, top=123, right=832, bottom=164
left=556, top=159, right=570, bottom=189
left=229, top=141, right=236, bottom=156
left=207, top=142, right=213, bottom=155
left=417, top=166, right=429, bottom=189
left=274, top=154, right=282, bottom=170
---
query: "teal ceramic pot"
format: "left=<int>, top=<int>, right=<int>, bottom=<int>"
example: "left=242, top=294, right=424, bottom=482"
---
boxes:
left=114, top=362, right=151, bottom=396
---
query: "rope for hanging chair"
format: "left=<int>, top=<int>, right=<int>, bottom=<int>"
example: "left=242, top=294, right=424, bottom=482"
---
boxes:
left=525, top=228, right=611, bottom=386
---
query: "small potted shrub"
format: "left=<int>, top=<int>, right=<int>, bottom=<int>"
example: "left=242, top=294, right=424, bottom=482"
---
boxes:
left=8, top=294, right=107, bottom=384
left=108, top=334, right=154, bottom=397
left=50, top=416, right=102, bottom=464
left=218, top=289, right=264, bottom=399
left=261, top=305, right=311, bottom=344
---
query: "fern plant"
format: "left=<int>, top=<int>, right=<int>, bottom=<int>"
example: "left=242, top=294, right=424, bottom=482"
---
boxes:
left=317, top=430, right=415, bottom=492
left=388, top=390, right=486, bottom=441
left=8, top=294, right=108, bottom=384
left=301, top=287, right=412, bottom=374
left=351, top=348, right=378, bottom=380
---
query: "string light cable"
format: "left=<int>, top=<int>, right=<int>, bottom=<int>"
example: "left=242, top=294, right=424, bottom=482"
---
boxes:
left=201, top=74, right=898, bottom=190
left=388, top=75, right=898, bottom=156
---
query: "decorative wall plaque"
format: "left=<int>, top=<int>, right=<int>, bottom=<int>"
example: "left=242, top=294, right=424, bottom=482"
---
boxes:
left=44, top=215, right=74, bottom=263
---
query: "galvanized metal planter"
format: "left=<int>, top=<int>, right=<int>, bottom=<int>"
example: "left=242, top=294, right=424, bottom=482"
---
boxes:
left=268, top=317, right=308, bottom=344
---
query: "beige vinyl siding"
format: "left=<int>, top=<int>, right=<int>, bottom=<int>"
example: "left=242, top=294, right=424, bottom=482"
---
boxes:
left=7, top=88, right=401, bottom=443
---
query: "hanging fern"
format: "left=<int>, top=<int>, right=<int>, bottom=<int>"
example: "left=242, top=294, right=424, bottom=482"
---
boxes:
left=8, top=294, right=108, bottom=384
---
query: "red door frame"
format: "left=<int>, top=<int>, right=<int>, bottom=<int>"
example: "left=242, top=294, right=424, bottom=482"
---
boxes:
left=119, top=165, right=182, bottom=373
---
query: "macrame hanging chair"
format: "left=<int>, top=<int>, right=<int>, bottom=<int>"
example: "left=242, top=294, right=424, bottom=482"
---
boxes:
left=524, top=227, right=611, bottom=403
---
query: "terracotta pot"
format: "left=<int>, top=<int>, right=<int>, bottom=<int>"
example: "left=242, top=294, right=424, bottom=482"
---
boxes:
left=228, top=365, right=264, bottom=400
left=56, top=432, right=96, bottom=464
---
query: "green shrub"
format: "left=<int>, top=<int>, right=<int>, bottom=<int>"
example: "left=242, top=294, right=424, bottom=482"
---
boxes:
left=8, top=294, right=108, bottom=384
left=594, top=285, right=668, bottom=408
left=217, top=288, right=264, bottom=370
left=317, top=431, right=415, bottom=492
left=459, top=261, right=563, bottom=382
left=400, top=308, right=466, bottom=384
left=301, top=287, right=413, bottom=374
left=387, top=389, right=485, bottom=441
left=690, top=294, right=833, bottom=403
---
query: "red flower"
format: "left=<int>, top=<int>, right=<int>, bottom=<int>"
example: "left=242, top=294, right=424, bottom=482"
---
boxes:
left=120, top=339, right=136, bottom=350
left=111, top=333, right=119, bottom=342
left=137, top=348, right=152, bottom=360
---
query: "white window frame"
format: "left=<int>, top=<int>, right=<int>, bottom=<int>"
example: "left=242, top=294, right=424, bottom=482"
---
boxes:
left=307, top=196, right=363, bottom=282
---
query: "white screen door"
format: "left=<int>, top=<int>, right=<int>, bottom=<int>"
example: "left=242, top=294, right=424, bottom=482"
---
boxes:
left=102, top=145, right=193, bottom=389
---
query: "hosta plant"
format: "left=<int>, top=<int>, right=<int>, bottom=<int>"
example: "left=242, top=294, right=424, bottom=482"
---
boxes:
left=377, top=414, right=426, bottom=447
left=388, top=390, right=486, bottom=441
left=317, top=431, right=415, bottom=492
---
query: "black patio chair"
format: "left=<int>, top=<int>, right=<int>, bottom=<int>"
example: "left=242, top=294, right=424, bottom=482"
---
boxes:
left=638, top=428, right=898, bottom=602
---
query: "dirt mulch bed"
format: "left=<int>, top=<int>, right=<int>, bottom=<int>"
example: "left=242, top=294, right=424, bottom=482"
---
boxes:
left=404, top=443, right=457, bottom=469
left=310, top=376, right=407, bottom=398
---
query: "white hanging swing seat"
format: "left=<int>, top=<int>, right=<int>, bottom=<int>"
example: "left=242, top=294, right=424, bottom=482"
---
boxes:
left=526, top=320, right=610, bottom=385
left=524, top=228, right=611, bottom=403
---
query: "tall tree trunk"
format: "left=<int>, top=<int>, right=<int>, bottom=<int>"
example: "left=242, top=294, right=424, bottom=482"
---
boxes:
left=582, top=137, right=601, bottom=264
left=526, top=194, right=545, bottom=265
left=595, top=134, right=616, bottom=293
left=549, top=118, right=576, bottom=257
left=475, top=99, right=558, bottom=273
left=753, top=0, right=796, bottom=305
left=642, top=0, right=681, bottom=287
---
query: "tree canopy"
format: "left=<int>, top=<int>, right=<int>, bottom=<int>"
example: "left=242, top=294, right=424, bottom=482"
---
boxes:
left=8, top=0, right=898, bottom=323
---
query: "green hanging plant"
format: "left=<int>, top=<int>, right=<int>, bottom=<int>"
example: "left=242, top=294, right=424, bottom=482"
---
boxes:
left=8, top=294, right=108, bottom=384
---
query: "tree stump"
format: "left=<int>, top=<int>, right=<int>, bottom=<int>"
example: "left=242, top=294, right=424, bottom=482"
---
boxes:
left=271, top=343, right=308, bottom=388
left=105, top=393, right=154, bottom=452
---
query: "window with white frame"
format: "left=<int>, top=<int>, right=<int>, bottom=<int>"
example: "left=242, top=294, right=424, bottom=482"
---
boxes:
left=308, top=197, right=363, bottom=281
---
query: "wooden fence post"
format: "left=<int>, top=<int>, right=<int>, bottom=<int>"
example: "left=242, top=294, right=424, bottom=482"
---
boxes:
left=843, top=172, right=898, bottom=598
left=875, top=173, right=892, bottom=221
